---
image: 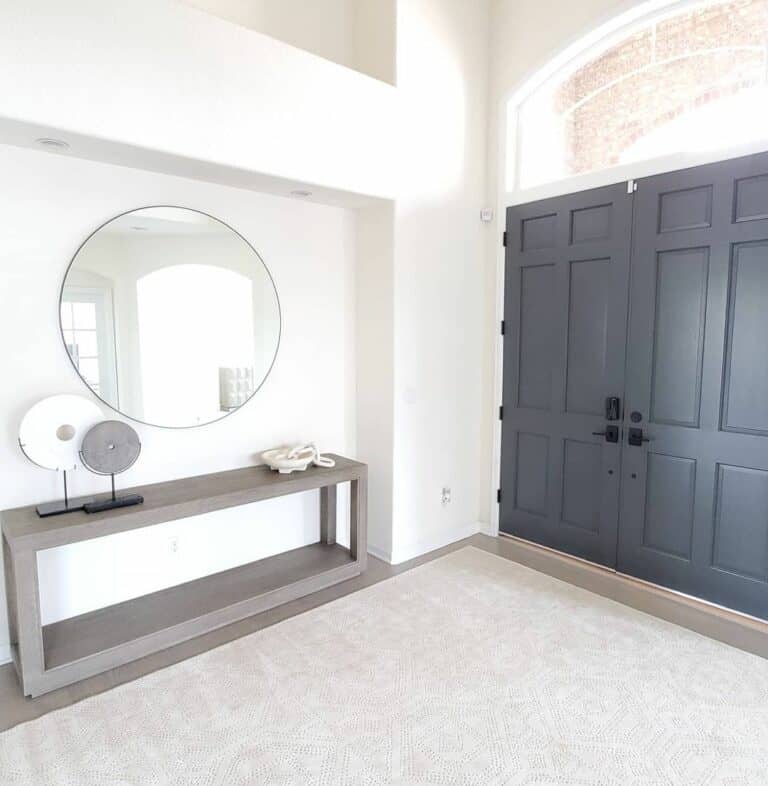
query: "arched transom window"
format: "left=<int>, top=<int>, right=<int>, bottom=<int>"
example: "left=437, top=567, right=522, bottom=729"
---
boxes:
left=509, top=0, right=768, bottom=191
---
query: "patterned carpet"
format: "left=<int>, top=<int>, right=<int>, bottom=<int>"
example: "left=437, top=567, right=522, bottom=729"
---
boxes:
left=2, top=546, right=768, bottom=784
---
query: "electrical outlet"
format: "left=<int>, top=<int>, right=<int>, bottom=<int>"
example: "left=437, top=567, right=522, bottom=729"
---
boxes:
left=441, top=487, right=451, bottom=505
left=169, top=536, right=179, bottom=554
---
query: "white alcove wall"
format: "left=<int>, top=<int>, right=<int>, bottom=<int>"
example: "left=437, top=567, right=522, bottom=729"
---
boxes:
left=0, top=0, right=493, bottom=662
left=0, top=144, right=395, bottom=659
left=181, top=0, right=397, bottom=85
left=0, top=0, right=399, bottom=201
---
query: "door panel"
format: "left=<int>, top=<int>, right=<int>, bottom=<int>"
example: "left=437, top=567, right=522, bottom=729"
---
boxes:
left=734, top=174, right=768, bottom=222
left=722, top=241, right=768, bottom=435
left=566, top=258, right=611, bottom=415
left=642, top=452, right=696, bottom=560
left=500, top=184, right=632, bottom=567
left=514, top=432, right=549, bottom=516
left=618, top=152, right=768, bottom=619
left=712, top=463, right=768, bottom=581
left=517, top=264, right=556, bottom=409
left=561, top=439, right=603, bottom=532
left=649, top=247, right=709, bottom=427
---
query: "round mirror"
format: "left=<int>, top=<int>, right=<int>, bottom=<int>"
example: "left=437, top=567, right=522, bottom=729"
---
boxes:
left=60, top=207, right=281, bottom=428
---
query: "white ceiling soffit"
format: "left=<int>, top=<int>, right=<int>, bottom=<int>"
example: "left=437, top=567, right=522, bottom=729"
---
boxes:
left=0, top=118, right=389, bottom=211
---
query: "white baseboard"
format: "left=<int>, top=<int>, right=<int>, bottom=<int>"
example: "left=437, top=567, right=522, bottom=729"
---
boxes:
left=478, top=519, right=495, bottom=536
left=390, top=521, right=480, bottom=565
left=0, top=643, right=11, bottom=667
left=367, top=543, right=393, bottom=564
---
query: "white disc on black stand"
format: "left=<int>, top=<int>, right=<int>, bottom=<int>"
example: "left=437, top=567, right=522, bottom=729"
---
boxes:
left=18, top=394, right=102, bottom=517
left=80, top=421, right=144, bottom=513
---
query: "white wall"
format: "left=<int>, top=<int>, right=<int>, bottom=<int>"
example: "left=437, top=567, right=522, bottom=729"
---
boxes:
left=352, top=0, right=398, bottom=85
left=0, top=0, right=398, bottom=200
left=388, top=0, right=490, bottom=563
left=182, top=0, right=355, bottom=72
left=0, top=145, right=356, bottom=657
left=489, top=0, right=632, bottom=97
left=355, top=204, right=395, bottom=561
left=182, top=0, right=397, bottom=84
left=0, top=0, right=498, bottom=665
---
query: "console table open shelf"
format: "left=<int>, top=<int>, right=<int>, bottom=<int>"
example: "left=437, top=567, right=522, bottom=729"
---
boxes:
left=2, top=454, right=367, bottom=697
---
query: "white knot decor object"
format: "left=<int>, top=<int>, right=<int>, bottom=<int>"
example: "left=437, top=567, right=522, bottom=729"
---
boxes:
left=261, top=444, right=335, bottom=474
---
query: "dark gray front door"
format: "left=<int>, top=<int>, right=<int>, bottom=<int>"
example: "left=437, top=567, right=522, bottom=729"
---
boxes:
left=618, top=152, right=768, bottom=619
left=499, top=184, right=633, bottom=567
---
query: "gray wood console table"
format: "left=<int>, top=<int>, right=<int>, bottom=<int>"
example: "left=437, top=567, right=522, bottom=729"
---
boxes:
left=2, top=454, right=367, bottom=697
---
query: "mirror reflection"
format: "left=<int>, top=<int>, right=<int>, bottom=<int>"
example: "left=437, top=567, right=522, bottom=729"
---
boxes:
left=61, top=207, right=281, bottom=428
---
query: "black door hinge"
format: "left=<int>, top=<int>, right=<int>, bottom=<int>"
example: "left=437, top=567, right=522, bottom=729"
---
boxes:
left=497, top=488, right=502, bottom=504
left=498, top=406, right=504, bottom=420
left=502, top=230, right=508, bottom=247
left=500, top=320, right=505, bottom=335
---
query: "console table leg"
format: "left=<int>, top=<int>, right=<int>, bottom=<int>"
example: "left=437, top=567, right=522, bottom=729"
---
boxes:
left=320, top=485, right=337, bottom=545
left=350, top=474, right=368, bottom=570
left=2, top=536, right=18, bottom=658
left=9, top=547, right=45, bottom=697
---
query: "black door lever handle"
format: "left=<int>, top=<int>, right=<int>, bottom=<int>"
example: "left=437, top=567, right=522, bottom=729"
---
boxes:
left=592, top=426, right=619, bottom=443
left=628, top=427, right=651, bottom=446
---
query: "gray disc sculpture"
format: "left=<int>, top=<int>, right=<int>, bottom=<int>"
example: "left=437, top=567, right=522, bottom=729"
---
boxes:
left=80, top=421, right=144, bottom=513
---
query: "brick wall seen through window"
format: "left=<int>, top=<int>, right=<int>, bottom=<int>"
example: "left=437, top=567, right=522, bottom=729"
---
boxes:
left=514, top=0, right=768, bottom=189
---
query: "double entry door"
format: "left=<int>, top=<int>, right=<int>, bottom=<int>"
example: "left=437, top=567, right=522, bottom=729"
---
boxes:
left=500, top=151, right=768, bottom=620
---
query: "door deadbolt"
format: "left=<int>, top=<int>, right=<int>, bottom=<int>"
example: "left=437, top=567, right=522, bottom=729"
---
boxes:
left=605, top=396, right=621, bottom=421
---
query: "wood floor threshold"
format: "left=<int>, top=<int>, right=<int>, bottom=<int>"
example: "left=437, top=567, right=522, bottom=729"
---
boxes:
left=497, top=532, right=768, bottom=660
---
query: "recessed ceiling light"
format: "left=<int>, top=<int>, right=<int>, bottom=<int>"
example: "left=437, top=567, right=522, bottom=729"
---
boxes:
left=290, top=189, right=312, bottom=198
left=35, top=138, right=70, bottom=150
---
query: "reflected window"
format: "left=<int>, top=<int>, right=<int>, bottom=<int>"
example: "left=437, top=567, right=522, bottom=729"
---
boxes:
left=136, top=264, right=256, bottom=425
left=510, top=0, right=768, bottom=190
left=60, top=290, right=117, bottom=401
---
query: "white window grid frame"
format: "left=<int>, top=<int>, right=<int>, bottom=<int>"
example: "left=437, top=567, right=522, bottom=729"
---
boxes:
left=61, top=286, right=119, bottom=407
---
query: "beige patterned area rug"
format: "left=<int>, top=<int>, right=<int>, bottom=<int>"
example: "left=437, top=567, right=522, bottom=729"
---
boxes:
left=2, top=546, right=768, bottom=785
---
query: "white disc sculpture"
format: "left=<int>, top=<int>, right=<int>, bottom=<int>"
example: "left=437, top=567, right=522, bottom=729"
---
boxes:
left=18, top=394, right=102, bottom=516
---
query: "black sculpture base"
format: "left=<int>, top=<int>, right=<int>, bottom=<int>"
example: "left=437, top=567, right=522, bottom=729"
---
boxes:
left=84, top=494, right=144, bottom=514
left=36, top=496, right=95, bottom=518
